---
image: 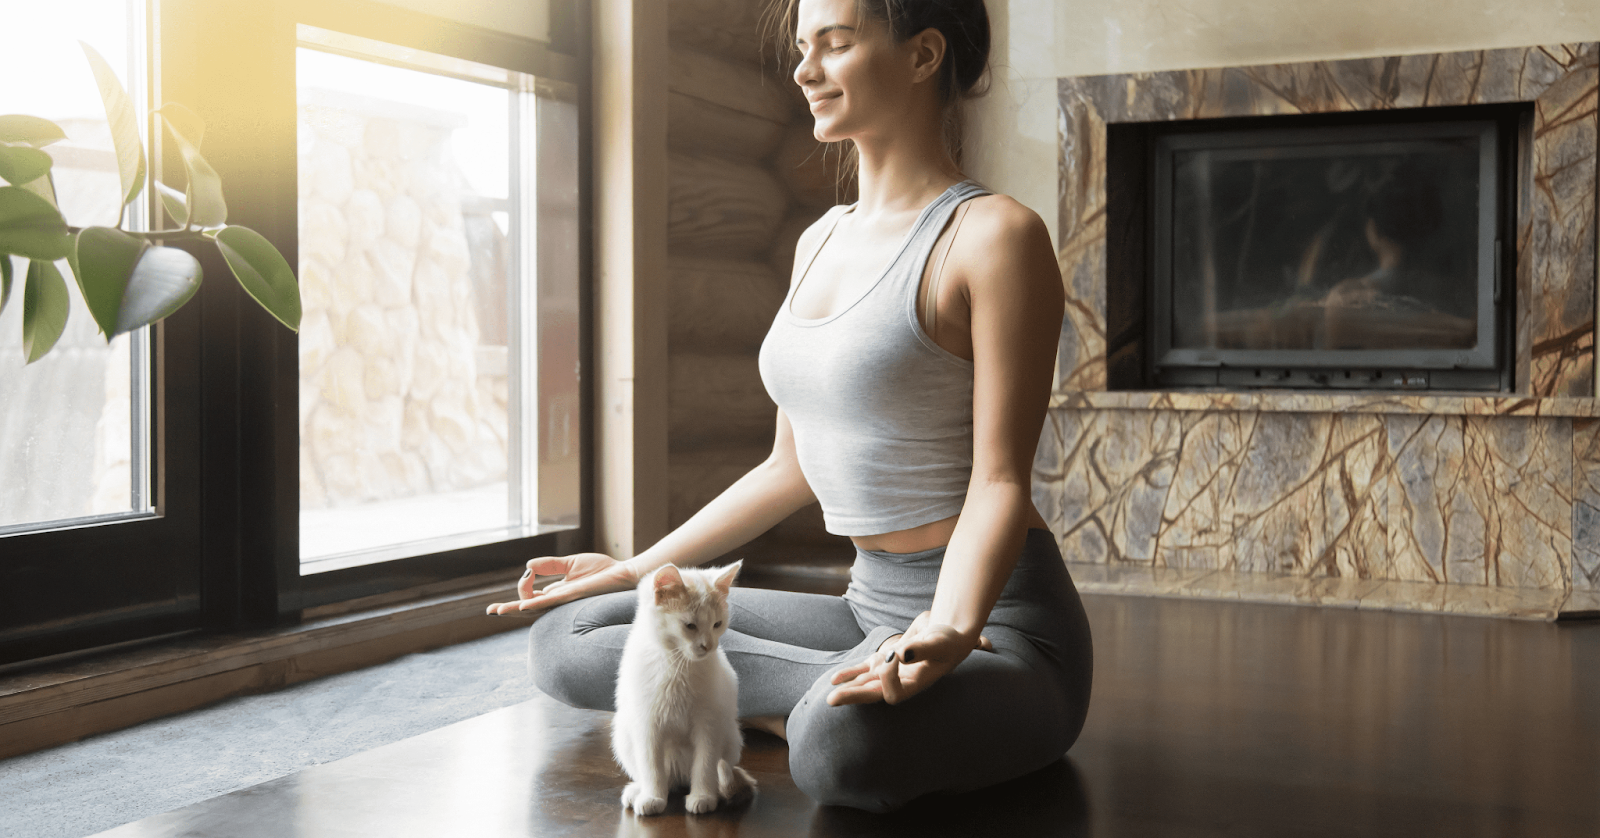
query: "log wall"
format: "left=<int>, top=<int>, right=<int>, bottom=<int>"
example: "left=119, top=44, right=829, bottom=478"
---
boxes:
left=664, top=0, right=852, bottom=567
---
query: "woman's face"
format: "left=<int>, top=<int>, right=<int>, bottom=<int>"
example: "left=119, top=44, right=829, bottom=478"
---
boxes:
left=791, top=0, right=922, bottom=145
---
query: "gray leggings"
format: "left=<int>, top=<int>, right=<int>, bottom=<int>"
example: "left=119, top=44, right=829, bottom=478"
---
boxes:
left=527, top=528, right=1094, bottom=812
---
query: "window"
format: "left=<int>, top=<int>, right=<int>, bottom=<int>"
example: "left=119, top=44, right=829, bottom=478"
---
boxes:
left=0, top=0, right=154, bottom=534
left=0, top=0, right=587, bottom=664
left=293, top=27, right=580, bottom=573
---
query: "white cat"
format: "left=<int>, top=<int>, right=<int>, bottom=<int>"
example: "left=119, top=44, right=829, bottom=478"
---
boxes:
left=612, top=561, right=757, bottom=816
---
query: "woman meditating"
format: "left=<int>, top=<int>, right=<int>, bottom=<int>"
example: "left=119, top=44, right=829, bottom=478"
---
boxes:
left=487, top=0, right=1093, bottom=812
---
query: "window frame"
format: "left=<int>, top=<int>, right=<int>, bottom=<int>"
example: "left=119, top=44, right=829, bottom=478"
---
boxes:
left=202, top=0, right=594, bottom=621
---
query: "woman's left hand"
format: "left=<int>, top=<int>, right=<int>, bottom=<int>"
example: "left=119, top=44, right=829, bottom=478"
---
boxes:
left=826, top=612, right=992, bottom=706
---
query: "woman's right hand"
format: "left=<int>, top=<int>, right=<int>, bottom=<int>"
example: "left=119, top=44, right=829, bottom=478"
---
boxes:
left=485, top=553, right=641, bottom=616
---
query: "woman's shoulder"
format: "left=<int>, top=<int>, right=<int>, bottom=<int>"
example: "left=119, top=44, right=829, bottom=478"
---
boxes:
left=959, top=192, right=1049, bottom=247
left=951, top=192, right=1056, bottom=289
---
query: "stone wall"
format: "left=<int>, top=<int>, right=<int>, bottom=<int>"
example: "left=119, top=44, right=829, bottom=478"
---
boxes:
left=297, top=89, right=507, bottom=509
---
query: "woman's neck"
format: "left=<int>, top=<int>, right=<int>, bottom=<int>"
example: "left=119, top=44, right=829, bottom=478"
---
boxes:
left=850, top=115, right=964, bottom=218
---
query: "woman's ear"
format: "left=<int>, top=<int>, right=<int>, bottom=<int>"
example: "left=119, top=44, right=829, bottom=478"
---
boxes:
left=906, top=27, right=948, bottom=85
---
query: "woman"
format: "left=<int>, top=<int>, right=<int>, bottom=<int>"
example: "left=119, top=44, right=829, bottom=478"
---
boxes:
left=487, top=0, right=1092, bottom=812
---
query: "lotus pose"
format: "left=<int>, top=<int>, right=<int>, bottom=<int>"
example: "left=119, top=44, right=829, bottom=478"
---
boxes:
left=488, top=0, right=1093, bottom=812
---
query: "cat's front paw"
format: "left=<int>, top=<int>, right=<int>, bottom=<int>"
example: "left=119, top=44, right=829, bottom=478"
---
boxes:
left=685, top=792, right=719, bottom=814
left=620, top=782, right=640, bottom=810
left=633, top=794, right=668, bottom=816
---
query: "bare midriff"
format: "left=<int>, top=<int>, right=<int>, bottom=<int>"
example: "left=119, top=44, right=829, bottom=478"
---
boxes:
left=848, top=505, right=1051, bottom=554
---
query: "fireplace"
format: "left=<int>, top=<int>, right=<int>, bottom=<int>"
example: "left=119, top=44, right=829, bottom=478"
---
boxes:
left=1113, top=105, right=1525, bottom=391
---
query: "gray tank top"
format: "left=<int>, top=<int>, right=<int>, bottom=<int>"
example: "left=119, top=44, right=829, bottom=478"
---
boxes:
left=758, top=180, right=991, bottom=536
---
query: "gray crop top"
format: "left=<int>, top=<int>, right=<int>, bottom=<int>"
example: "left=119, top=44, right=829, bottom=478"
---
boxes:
left=758, top=180, right=991, bottom=537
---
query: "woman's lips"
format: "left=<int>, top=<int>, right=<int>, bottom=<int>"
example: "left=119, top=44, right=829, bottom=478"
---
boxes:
left=809, top=93, right=840, bottom=111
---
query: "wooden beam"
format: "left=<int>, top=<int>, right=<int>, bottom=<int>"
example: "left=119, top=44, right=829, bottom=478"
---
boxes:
left=668, top=353, right=777, bottom=451
left=666, top=0, right=767, bottom=67
left=668, top=90, right=787, bottom=163
left=669, top=152, right=790, bottom=258
left=668, top=47, right=794, bottom=124
left=593, top=0, right=671, bottom=559
left=668, top=257, right=786, bottom=353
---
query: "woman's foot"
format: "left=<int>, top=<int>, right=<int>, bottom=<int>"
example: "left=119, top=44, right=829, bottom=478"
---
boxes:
left=740, top=715, right=787, bottom=741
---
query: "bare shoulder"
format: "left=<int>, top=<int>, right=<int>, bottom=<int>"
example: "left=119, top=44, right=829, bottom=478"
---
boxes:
left=952, top=194, right=1058, bottom=292
left=962, top=193, right=1049, bottom=243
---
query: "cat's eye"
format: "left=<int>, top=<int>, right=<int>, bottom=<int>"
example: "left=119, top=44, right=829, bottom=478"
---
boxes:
left=713, top=621, right=722, bottom=629
left=685, top=623, right=697, bottom=631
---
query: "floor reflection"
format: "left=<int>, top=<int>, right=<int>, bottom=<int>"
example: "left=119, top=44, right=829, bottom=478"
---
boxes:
left=808, top=759, right=1090, bottom=838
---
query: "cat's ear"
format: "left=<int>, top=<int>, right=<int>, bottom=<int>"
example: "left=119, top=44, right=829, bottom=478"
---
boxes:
left=652, top=564, right=686, bottom=605
left=712, top=560, right=742, bottom=597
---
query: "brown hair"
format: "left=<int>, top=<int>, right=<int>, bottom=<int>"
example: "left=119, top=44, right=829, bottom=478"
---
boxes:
left=762, top=0, right=992, bottom=188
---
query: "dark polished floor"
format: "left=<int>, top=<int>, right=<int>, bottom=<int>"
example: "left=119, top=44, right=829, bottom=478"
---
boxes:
left=95, top=594, right=1600, bottom=837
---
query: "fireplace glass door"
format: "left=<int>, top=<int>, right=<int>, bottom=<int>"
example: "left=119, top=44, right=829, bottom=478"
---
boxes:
left=1150, top=117, right=1508, bottom=390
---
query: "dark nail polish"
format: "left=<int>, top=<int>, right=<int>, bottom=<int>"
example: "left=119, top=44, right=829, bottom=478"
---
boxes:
left=902, top=649, right=917, bottom=663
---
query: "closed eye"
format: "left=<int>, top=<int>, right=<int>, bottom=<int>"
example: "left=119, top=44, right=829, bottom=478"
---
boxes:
left=685, top=623, right=697, bottom=631
left=713, top=621, right=722, bottom=629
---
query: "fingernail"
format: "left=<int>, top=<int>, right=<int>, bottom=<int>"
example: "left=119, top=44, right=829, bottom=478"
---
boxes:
left=885, top=650, right=898, bottom=664
left=520, top=569, right=533, bottom=581
left=902, top=649, right=917, bottom=663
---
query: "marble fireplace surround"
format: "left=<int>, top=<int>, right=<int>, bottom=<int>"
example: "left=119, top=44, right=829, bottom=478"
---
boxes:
left=1039, top=44, right=1600, bottom=619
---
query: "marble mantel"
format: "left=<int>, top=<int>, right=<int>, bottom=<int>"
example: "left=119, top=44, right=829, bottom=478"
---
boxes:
left=1040, top=44, right=1600, bottom=619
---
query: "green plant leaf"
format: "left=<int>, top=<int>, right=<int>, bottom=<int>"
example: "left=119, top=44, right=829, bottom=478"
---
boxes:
left=155, top=180, right=187, bottom=228
left=1, top=255, right=12, bottom=315
left=0, top=186, right=71, bottom=260
left=23, top=259, right=69, bottom=363
left=156, top=104, right=225, bottom=228
left=81, top=41, right=147, bottom=208
left=115, top=246, right=202, bottom=335
left=213, top=225, right=299, bottom=331
left=75, top=226, right=146, bottom=335
left=0, top=115, right=66, bottom=148
left=0, top=147, right=53, bottom=186
left=20, top=170, right=59, bottom=210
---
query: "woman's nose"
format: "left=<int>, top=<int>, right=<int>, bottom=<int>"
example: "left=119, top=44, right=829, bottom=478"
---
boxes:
left=793, top=49, right=820, bottom=87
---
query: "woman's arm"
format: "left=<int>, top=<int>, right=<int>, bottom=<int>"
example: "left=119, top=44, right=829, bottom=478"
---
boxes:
left=927, top=197, right=1062, bottom=643
left=828, top=196, right=1063, bottom=704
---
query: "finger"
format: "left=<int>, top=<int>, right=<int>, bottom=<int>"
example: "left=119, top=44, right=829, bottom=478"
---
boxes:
left=977, top=634, right=994, bottom=653
left=827, top=681, right=884, bottom=706
left=526, top=556, right=573, bottom=575
left=879, top=655, right=906, bottom=704
left=830, top=661, right=871, bottom=685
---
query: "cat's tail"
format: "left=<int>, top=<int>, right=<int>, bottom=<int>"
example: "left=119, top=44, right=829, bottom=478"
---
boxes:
left=717, top=759, right=757, bottom=807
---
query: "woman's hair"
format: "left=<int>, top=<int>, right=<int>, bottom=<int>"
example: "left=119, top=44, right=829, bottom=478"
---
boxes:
left=762, top=0, right=991, bottom=185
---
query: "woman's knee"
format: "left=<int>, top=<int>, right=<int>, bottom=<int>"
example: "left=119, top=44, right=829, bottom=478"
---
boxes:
left=787, top=696, right=908, bottom=813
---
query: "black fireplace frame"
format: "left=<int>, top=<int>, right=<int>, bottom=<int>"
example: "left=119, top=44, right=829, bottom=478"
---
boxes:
left=1107, top=104, right=1527, bottom=392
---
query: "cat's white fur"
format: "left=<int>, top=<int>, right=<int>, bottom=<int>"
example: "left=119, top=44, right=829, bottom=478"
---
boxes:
left=612, top=561, right=756, bottom=815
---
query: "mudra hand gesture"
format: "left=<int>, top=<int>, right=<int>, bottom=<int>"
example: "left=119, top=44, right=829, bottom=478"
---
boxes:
left=486, top=553, right=640, bottom=616
left=826, top=611, right=993, bottom=706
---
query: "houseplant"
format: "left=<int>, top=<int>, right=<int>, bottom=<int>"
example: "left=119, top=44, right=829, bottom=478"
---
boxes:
left=0, top=42, right=299, bottom=363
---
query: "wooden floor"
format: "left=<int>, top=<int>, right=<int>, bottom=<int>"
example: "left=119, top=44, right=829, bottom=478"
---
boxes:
left=96, top=593, right=1600, bottom=838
